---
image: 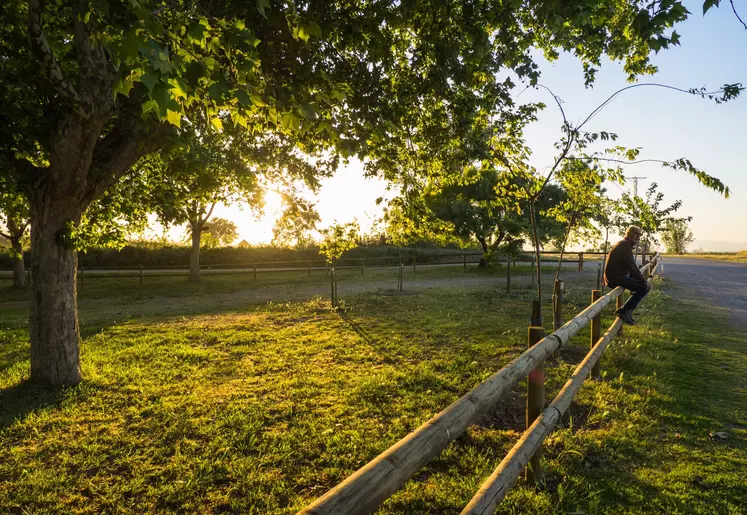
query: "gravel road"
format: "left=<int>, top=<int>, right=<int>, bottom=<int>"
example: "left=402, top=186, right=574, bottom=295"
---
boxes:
left=663, top=257, right=747, bottom=329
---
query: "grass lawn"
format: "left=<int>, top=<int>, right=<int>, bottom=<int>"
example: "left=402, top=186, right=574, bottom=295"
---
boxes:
left=0, top=268, right=745, bottom=514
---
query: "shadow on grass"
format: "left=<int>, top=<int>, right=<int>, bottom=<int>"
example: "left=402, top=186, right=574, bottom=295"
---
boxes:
left=336, top=309, right=381, bottom=347
left=0, top=379, right=66, bottom=431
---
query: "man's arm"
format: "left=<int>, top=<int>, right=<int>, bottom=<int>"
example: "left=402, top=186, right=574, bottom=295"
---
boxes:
left=626, top=251, right=646, bottom=282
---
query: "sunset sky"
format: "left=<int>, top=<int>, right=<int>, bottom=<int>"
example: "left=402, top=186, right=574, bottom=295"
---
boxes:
left=167, top=3, right=747, bottom=251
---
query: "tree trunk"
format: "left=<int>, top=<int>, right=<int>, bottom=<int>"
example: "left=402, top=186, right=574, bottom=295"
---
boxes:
left=529, top=202, right=543, bottom=325
left=554, top=216, right=576, bottom=284
left=190, top=221, right=202, bottom=282
left=29, top=198, right=82, bottom=387
left=477, top=237, right=489, bottom=268
left=11, top=238, right=26, bottom=289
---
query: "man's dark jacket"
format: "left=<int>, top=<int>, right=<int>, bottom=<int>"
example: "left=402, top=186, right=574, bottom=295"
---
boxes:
left=603, top=239, right=645, bottom=286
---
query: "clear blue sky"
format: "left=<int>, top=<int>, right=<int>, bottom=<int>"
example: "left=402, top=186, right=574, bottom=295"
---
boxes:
left=221, top=3, right=746, bottom=250
left=519, top=2, right=747, bottom=250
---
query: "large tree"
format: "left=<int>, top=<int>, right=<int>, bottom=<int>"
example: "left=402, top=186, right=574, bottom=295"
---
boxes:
left=144, top=120, right=327, bottom=281
left=0, top=0, right=720, bottom=386
left=390, top=164, right=565, bottom=266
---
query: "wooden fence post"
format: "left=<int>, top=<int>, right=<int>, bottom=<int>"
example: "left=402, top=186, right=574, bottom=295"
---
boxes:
left=139, top=265, right=144, bottom=286
left=596, top=263, right=601, bottom=290
left=330, top=266, right=336, bottom=307
left=334, top=267, right=338, bottom=306
left=526, top=326, right=546, bottom=485
left=360, top=258, right=364, bottom=275
left=616, top=293, right=625, bottom=337
left=578, top=252, right=584, bottom=271
left=464, top=254, right=467, bottom=271
left=591, top=289, right=602, bottom=379
left=506, top=255, right=511, bottom=294
left=253, top=263, right=257, bottom=280
left=412, top=255, right=416, bottom=275
left=308, top=260, right=311, bottom=277
left=399, top=261, right=403, bottom=292
left=531, top=299, right=541, bottom=327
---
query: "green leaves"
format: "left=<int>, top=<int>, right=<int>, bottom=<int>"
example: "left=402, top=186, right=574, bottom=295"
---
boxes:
left=188, top=22, right=207, bottom=43
left=166, top=110, right=181, bottom=128
left=297, top=22, right=322, bottom=43
left=256, top=0, right=270, bottom=18
left=139, top=71, right=160, bottom=92
left=281, top=111, right=301, bottom=132
left=663, top=158, right=730, bottom=198
left=319, top=222, right=360, bottom=263
left=703, top=0, right=721, bottom=15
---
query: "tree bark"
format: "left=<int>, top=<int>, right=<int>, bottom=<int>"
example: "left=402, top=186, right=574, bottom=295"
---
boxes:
left=529, top=202, right=543, bottom=325
left=29, top=195, right=82, bottom=387
left=477, top=236, right=489, bottom=268
left=11, top=238, right=25, bottom=289
left=554, top=215, right=576, bottom=284
left=190, top=221, right=202, bottom=282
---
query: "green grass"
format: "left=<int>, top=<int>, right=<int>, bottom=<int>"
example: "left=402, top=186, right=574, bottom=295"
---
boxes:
left=0, top=270, right=744, bottom=514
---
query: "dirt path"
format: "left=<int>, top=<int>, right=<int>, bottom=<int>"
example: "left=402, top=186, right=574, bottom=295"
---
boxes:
left=76, top=268, right=598, bottom=324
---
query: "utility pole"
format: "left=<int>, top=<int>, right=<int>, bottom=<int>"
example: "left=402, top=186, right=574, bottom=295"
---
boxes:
left=627, top=175, right=646, bottom=197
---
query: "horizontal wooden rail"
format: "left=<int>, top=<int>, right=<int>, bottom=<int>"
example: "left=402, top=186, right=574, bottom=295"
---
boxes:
left=299, top=256, right=658, bottom=515
left=463, top=261, right=661, bottom=513
left=462, top=317, right=625, bottom=514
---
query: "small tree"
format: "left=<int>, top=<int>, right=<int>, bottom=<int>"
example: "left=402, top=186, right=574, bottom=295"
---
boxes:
left=319, top=222, right=360, bottom=265
left=617, top=182, right=689, bottom=256
left=661, top=219, right=695, bottom=254
left=546, top=160, right=607, bottom=282
left=271, top=195, right=321, bottom=248
left=201, top=218, right=239, bottom=249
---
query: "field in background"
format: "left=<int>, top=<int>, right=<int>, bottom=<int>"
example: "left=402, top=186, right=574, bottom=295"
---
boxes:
left=1, top=266, right=745, bottom=513
left=669, top=251, right=747, bottom=264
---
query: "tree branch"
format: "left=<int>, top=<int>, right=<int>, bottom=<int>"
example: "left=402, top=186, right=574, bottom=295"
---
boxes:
left=84, top=102, right=175, bottom=207
left=577, top=82, right=742, bottom=130
left=0, top=231, right=12, bottom=240
left=201, top=201, right=217, bottom=226
left=73, top=0, right=114, bottom=103
left=27, top=0, right=82, bottom=107
left=731, top=0, right=747, bottom=29
left=533, top=84, right=575, bottom=200
left=564, top=156, right=669, bottom=166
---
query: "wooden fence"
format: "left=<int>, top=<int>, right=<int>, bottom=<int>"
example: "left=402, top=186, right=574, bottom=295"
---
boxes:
left=0, top=250, right=613, bottom=282
left=299, top=254, right=661, bottom=515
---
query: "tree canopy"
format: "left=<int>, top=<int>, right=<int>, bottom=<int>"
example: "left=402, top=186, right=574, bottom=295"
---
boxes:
left=1, top=0, right=738, bottom=387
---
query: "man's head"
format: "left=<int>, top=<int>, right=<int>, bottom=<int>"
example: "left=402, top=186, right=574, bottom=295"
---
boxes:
left=625, top=226, right=642, bottom=246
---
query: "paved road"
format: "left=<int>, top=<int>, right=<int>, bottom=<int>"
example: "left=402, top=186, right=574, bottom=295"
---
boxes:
left=663, top=257, right=747, bottom=329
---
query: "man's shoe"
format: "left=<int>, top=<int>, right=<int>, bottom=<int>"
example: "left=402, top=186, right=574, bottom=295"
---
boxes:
left=615, top=308, right=635, bottom=325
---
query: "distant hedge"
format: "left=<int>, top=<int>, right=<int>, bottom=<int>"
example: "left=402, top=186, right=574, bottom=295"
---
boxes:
left=1, top=242, right=475, bottom=269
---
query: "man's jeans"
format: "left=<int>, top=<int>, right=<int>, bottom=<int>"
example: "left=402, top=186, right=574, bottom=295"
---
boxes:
left=610, top=276, right=649, bottom=313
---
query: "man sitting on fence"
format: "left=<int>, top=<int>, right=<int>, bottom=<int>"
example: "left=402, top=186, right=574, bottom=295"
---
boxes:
left=604, top=225, right=650, bottom=325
